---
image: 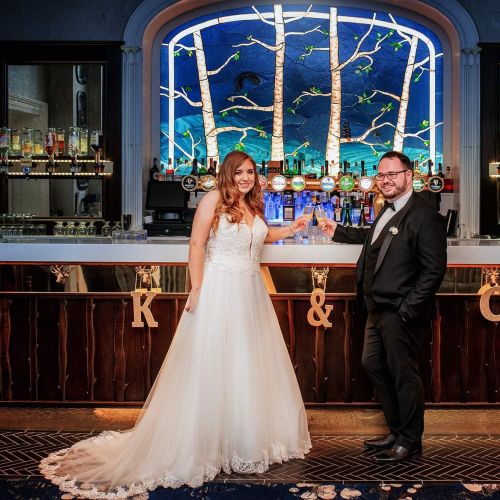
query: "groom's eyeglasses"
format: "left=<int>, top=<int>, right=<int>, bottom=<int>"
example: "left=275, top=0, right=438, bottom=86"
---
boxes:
left=375, top=170, right=410, bottom=181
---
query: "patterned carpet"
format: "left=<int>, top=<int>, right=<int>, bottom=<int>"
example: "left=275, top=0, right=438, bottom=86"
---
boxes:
left=0, top=431, right=499, bottom=484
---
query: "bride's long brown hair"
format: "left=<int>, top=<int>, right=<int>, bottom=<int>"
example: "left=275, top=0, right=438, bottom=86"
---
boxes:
left=212, top=151, right=264, bottom=231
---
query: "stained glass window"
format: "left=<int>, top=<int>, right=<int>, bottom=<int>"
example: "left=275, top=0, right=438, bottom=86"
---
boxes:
left=160, top=4, right=443, bottom=176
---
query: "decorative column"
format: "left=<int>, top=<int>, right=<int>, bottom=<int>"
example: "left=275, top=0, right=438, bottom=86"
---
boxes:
left=122, top=46, right=143, bottom=229
left=460, top=46, right=481, bottom=237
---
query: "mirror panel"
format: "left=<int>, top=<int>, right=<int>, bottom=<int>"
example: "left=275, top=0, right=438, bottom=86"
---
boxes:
left=6, top=64, right=103, bottom=218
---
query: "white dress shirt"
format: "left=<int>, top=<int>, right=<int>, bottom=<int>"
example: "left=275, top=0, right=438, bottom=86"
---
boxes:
left=370, top=189, right=413, bottom=244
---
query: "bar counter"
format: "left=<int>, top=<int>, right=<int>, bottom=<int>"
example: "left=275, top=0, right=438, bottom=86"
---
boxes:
left=1, top=237, right=499, bottom=265
left=0, top=237, right=499, bottom=407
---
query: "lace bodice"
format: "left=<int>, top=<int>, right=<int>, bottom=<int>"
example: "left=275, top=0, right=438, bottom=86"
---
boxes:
left=204, top=214, right=268, bottom=273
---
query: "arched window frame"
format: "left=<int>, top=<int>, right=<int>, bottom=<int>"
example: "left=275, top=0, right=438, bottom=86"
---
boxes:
left=122, top=0, right=479, bottom=234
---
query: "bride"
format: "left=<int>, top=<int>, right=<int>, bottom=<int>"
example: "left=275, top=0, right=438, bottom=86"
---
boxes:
left=40, top=150, right=311, bottom=499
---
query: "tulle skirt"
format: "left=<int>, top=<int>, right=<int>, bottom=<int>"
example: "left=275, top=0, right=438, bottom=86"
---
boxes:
left=39, top=263, right=311, bottom=499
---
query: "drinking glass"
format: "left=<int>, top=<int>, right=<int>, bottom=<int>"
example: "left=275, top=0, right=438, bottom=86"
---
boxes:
left=87, top=221, right=96, bottom=237
left=101, top=221, right=112, bottom=237
left=302, top=205, right=315, bottom=238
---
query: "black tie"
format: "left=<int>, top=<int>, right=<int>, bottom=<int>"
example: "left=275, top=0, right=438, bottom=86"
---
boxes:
left=384, top=201, right=395, bottom=211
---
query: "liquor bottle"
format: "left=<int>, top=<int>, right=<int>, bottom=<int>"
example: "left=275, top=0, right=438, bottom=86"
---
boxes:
left=343, top=200, right=352, bottom=227
left=444, top=166, right=453, bottom=192
left=207, top=158, right=216, bottom=176
left=190, top=158, right=199, bottom=176
left=149, top=157, right=160, bottom=180
left=284, top=158, right=293, bottom=177
left=159, top=162, right=166, bottom=181
left=428, top=159, right=434, bottom=177
left=297, top=159, right=302, bottom=175
left=292, top=159, right=298, bottom=175
left=166, top=158, right=174, bottom=181
left=358, top=202, right=368, bottom=227
left=294, top=191, right=304, bottom=216
left=334, top=197, right=342, bottom=223
left=360, top=160, right=366, bottom=177
left=265, top=192, right=275, bottom=221
left=320, top=163, right=325, bottom=177
left=437, top=162, right=444, bottom=178
left=353, top=161, right=359, bottom=179
left=283, top=192, right=295, bottom=221
left=198, top=157, right=208, bottom=175
left=260, top=160, right=266, bottom=176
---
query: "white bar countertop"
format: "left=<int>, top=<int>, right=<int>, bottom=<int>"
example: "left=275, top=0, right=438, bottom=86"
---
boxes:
left=0, top=237, right=499, bottom=265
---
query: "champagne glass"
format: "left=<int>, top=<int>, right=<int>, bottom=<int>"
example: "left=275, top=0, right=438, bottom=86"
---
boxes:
left=302, top=205, right=315, bottom=239
left=314, top=206, right=330, bottom=243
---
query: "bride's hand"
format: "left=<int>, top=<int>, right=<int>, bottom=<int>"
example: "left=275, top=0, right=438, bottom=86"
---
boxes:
left=289, top=215, right=308, bottom=234
left=185, top=288, right=201, bottom=313
left=319, top=218, right=337, bottom=238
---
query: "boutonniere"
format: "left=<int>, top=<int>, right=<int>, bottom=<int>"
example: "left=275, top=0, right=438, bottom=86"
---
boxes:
left=389, top=226, right=398, bottom=235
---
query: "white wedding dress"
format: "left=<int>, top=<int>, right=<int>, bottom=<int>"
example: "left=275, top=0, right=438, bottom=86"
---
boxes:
left=40, top=214, right=311, bottom=499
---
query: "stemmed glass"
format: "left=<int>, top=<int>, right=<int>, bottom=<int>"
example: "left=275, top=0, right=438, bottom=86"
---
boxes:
left=314, top=206, right=330, bottom=243
left=302, top=205, right=315, bottom=239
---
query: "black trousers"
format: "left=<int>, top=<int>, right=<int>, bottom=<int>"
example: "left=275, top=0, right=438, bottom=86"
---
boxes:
left=362, top=308, right=425, bottom=449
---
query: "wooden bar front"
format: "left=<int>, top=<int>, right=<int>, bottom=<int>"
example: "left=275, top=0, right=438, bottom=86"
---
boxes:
left=0, top=291, right=498, bottom=406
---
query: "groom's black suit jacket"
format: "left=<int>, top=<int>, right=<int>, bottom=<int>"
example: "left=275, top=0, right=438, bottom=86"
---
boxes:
left=333, top=193, right=447, bottom=321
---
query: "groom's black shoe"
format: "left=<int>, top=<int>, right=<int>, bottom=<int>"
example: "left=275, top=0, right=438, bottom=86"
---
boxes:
left=363, top=433, right=397, bottom=451
left=373, top=443, right=422, bottom=463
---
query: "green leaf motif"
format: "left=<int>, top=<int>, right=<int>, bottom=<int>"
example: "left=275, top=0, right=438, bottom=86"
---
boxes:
left=424, top=140, right=430, bottom=147
left=419, top=119, right=430, bottom=129
left=287, top=107, right=296, bottom=114
left=182, top=130, right=190, bottom=137
left=221, top=111, right=228, bottom=118
left=234, top=51, right=240, bottom=61
left=184, top=86, right=192, bottom=92
left=188, top=50, right=193, bottom=57
left=235, top=142, right=245, bottom=151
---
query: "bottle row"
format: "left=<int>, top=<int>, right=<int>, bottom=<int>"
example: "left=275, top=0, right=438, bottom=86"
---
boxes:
left=264, top=190, right=379, bottom=226
left=0, top=126, right=103, bottom=161
left=152, top=156, right=454, bottom=194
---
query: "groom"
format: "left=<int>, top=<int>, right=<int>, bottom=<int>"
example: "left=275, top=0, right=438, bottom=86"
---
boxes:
left=321, top=151, right=447, bottom=462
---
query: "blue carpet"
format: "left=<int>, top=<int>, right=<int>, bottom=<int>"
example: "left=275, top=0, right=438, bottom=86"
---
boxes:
left=0, top=478, right=499, bottom=499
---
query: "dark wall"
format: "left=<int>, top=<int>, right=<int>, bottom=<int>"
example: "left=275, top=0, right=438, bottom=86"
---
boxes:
left=1, top=0, right=499, bottom=43
left=0, top=0, right=143, bottom=41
